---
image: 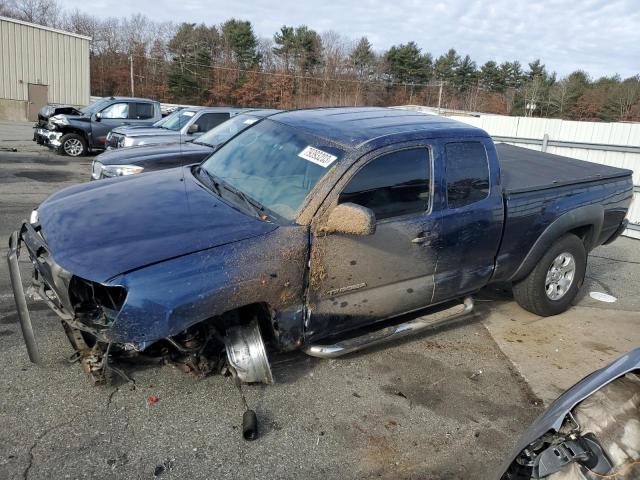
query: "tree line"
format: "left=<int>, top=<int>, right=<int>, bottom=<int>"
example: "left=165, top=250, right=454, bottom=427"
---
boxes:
left=2, top=0, right=639, bottom=121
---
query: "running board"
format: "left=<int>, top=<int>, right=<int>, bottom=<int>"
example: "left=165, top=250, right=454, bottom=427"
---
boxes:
left=303, top=297, right=474, bottom=359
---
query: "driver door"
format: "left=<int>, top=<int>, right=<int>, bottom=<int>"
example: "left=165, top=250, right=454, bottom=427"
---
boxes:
left=92, top=102, right=131, bottom=147
left=305, top=144, right=441, bottom=342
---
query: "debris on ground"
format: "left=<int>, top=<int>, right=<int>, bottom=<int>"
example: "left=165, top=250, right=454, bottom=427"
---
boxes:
left=589, top=291, right=618, bottom=303
left=153, top=458, right=175, bottom=477
left=147, top=395, right=159, bottom=405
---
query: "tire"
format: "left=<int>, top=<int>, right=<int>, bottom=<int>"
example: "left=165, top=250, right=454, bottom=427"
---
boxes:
left=59, top=133, right=87, bottom=157
left=512, top=233, right=586, bottom=316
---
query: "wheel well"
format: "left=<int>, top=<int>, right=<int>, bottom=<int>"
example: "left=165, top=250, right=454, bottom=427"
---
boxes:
left=567, top=224, right=594, bottom=249
left=219, top=302, right=275, bottom=342
left=59, top=127, right=88, bottom=141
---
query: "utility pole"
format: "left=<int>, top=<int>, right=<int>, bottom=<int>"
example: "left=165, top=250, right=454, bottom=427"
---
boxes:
left=437, top=81, right=443, bottom=115
left=129, top=54, right=134, bottom=97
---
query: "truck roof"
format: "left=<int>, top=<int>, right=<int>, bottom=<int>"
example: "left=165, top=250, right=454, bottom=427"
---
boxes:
left=270, top=107, right=487, bottom=148
left=107, top=96, right=159, bottom=103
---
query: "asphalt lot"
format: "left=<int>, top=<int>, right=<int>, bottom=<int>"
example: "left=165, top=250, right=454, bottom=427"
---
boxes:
left=0, top=129, right=638, bottom=479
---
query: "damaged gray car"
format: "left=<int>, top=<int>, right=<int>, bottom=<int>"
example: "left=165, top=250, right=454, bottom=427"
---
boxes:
left=500, top=348, right=640, bottom=479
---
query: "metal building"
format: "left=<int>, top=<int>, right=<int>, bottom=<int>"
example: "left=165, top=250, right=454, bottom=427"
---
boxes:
left=0, top=16, right=90, bottom=122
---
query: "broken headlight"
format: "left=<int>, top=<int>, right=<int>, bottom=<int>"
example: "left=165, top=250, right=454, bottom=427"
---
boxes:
left=68, top=276, right=127, bottom=328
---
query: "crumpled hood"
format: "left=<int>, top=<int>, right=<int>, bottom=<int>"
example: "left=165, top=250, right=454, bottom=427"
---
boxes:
left=37, top=166, right=277, bottom=283
left=96, top=141, right=212, bottom=166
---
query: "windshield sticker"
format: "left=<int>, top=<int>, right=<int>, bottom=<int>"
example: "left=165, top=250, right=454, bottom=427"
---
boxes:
left=298, top=146, right=337, bottom=168
left=243, top=118, right=258, bottom=125
left=183, top=111, right=195, bottom=117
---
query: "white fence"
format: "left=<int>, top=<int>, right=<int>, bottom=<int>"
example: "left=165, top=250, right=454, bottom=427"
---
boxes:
left=398, top=106, right=640, bottom=239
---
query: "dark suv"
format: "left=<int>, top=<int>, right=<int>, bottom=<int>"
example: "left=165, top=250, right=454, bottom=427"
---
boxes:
left=35, top=97, right=162, bottom=157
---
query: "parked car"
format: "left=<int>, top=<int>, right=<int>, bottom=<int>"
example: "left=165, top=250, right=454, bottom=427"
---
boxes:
left=500, top=348, right=640, bottom=479
left=104, top=106, right=246, bottom=149
left=8, top=108, right=633, bottom=386
left=91, top=109, right=281, bottom=180
left=35, top=96, right=162, bottom=157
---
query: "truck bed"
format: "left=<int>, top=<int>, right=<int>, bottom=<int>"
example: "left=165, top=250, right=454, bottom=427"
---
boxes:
left=496, top=143, right=632, bottom=195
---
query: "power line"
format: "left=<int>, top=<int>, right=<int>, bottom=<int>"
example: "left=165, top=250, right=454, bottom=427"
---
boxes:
left=131, top=53, right=443, bottom=90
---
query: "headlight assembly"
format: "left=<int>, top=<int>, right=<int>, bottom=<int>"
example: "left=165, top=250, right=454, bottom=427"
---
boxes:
left=123, top=137, right=136, bottom=147
left=101, top=164, right=144, bottom=177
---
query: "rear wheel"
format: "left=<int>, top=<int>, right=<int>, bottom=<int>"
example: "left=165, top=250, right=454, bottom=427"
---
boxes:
left=512, top=234, right=586, bottom=316
left=59, top=133, right=87, bottom=157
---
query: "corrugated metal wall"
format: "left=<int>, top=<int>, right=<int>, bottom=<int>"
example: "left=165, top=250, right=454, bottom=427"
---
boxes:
left=397, top=106, right=640, bottom=239
left=0, top=17, right=90, bottom=106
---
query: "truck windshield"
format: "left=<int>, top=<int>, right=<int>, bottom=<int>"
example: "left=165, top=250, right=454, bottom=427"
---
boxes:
left=200, top=119, right=344, bottom=221
left=153, top=109, right=182, bottom=127
left=161, top=110, right=197, bottom=131
left=194, top=114, right=260, bottom=148
left=80, top=98, right=111, bottom=115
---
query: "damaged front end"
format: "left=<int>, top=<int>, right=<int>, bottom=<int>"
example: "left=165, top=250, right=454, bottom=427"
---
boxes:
left=7, top=222, right=276, bottom=386
left=500, top=349, right=640, bottom=479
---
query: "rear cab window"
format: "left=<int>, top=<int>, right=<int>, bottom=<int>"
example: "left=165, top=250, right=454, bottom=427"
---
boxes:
left=444, top=141, right=490, bottom=208
left=339, top=148, right=431, bottom=220
left=133, top=103, right=154, bottom=119
left=196, top=113, right=231, bottom=132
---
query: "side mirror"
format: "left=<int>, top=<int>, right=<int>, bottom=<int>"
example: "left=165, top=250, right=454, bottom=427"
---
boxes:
left=188, top=124, right=199, bottom=134
left=94, top=112, right=102, bottom=122
left=323, top=203, right=376, bottom=236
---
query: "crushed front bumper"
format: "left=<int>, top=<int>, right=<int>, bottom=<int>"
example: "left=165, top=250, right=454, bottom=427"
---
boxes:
left=33, top=127, right=62, bottom=147
left=7, top=223, right=112, bottom=363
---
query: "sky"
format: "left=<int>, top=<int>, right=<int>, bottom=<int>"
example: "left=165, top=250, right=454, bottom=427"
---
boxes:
left=61, top=0, right=640, bottom=79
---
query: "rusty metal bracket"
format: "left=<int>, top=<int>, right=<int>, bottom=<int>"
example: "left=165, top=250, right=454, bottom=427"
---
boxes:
left=7, top=229, right=41, bottom=364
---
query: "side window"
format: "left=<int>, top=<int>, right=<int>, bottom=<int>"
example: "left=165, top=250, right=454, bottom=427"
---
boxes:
left=133, top=103, right=154, bottom=119
left=338, top=148, right=430, bottom=220
left=445, top=142, right=490, bottom=209
left=101, top=103, right=129, bottom=119
left=196, top=113, right=231, bottom=132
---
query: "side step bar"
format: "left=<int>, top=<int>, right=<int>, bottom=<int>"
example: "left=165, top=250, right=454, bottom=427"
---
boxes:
left=303, top=297, right=474, bottom=359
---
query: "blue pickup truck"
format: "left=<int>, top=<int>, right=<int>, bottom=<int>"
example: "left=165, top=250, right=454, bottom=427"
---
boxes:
left=8, top=108, right=633, bottom=383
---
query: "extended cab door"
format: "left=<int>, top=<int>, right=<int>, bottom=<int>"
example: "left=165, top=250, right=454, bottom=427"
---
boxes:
left=306, top=144, right=441, bottom=341
left=431, top=138, right=504, bottom=303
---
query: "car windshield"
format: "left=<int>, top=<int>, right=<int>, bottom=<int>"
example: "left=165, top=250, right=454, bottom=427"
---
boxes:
left=194, top=114, right=260, bottom=147
left=160, top=110, right=197, bottom=131
left=80, top=98, right=111, bottom=115
left=153, top=109, right=182, bottom=127
left=199, top=119, right=344, bottom=221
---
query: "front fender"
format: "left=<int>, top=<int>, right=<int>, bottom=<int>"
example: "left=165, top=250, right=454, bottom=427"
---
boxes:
left=105, top=225, right=309, bottom=348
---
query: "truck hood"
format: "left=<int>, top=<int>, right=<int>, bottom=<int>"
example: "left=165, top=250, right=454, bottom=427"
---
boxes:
left=37, top=166, right=277, bottom=283
left=111, top=126, right=180, bottom=138
left=38, top=104, right=83, bottom=121
left=96, top=141, right=213, bottom=167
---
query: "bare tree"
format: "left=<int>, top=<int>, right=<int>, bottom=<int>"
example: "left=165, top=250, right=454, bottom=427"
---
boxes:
left=6, top=0, right=60, bottom=26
